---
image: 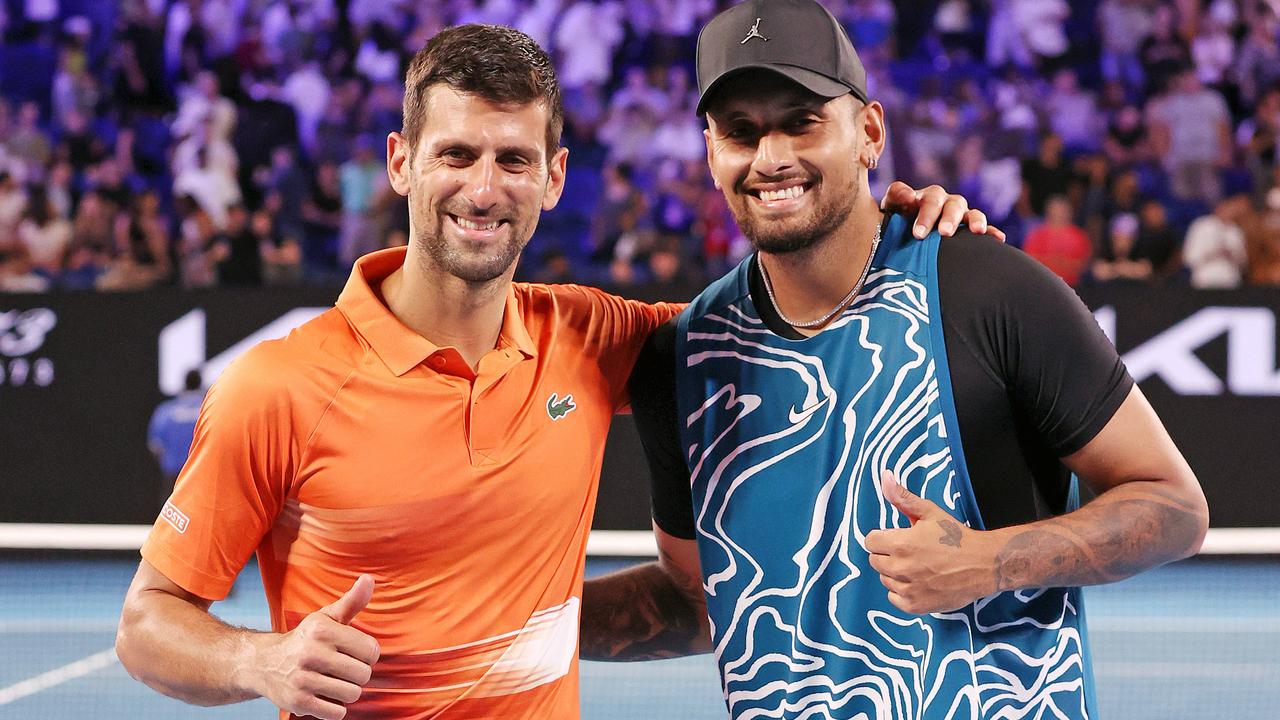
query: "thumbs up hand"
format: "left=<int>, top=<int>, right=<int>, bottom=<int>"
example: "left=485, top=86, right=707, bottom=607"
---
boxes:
left=865, top=472, right=997, bottom=615
left=251, top=575, right=381, bottom=720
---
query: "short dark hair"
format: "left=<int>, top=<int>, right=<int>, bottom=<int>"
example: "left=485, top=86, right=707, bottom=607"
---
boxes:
left=402, top=24, right=563, bottom=159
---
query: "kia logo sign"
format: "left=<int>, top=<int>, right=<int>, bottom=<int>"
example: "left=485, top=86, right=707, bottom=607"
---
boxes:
left=1095, top=306, right=1280, bottom=396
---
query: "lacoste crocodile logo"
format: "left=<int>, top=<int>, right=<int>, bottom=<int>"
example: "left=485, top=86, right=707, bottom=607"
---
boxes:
left=547, top=392, right=577, bottom=421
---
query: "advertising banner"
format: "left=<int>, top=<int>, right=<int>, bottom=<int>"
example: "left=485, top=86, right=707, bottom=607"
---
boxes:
left=1, top=284, right=1276, bottom=529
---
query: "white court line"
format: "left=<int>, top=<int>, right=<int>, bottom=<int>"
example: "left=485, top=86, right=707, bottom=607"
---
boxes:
left=3, top=525, right=1279, bottom=555
left=0, top=649, right=117, bottom=705
left=0, top=619, right=118, bottom=633
left=1095, top=661, right=1277, bottom=679
left=1089, top=617, right=1280, bottom=633
left=3, top=617, right=1274, bottom=634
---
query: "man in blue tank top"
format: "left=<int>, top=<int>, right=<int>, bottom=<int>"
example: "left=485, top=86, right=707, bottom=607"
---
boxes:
left=579, top=2, right=1210, bottom=719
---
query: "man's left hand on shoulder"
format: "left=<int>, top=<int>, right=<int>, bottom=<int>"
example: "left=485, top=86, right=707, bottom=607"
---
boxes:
left=881, top=182, right=1007, bottom=242
left=864, top=471, right=1000, bottom=615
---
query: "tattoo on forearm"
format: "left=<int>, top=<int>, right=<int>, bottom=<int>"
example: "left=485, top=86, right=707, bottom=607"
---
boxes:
left=993, top=483, right=1204, bottom=592
left=937, top=519, right=963, bottom=548
left=579, top=550, right=709, bottom=661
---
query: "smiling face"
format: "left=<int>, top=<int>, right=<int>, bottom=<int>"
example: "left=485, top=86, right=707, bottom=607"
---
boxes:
left=388, top=86, right=567, bottom=283
left=704, top=73, right=881, bottom=255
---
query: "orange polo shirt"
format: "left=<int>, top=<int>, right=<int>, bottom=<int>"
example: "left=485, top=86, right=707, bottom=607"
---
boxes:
left=141, top=247, right=681, bottom=719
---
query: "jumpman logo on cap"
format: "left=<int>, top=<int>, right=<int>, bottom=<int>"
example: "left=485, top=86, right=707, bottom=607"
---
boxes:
left=741, top=17, right=768, bottom=44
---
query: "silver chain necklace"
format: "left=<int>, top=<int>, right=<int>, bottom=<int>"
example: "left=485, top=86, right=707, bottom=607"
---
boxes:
left=759, top=222, right=883, bottom=329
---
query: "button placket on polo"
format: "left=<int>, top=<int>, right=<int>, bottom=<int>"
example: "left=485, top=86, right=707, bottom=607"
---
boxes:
left=466, top=347, right=526, bottom=467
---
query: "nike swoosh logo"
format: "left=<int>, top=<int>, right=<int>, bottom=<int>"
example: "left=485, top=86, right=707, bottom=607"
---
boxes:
left=788, top=395, right=831, bottom=424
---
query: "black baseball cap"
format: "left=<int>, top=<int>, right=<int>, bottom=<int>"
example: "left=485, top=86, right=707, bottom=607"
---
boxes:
left=695, top=0, right=869, bottom=115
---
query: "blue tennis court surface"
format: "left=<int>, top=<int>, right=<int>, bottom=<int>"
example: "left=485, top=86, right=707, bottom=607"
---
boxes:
left=1, top=556, right=1275, bottom=718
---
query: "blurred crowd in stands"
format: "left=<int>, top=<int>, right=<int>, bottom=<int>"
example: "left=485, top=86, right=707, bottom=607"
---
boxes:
left=0, top=0, right=1278, bottom=293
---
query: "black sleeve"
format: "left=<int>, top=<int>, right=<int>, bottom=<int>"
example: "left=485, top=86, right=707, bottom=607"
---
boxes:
left=627, top=317, right=696, bottom=539
left=939, top=234, right=1134, bottom=526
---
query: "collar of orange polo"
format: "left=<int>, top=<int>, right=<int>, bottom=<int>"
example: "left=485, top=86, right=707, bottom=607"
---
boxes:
left=336, top=247, right=538, bottom=376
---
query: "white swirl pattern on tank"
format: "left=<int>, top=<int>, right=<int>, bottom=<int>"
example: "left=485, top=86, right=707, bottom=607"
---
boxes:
left=682, top=268, right=1090, bottom=720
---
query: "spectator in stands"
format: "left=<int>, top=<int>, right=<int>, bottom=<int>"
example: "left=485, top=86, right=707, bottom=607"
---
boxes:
left=514, top=0, right=561, bottom=49
left=354, top=22, right=401, bottom=84
left=173, top=144, right=241, bottom=229
left=90, top=157, right=134, bottom=211
left=1148, top=69, right=1232, bottom=205
left=99, top=189, right=170, bottom=291
left=313, top=94, right=354, bottom=165
left=534, top=248, right=576, bottom=284
left=283, top=60, right=331, bottom=153
left=932, top=0, right=978, bottom=61
left=338, top=135, right=387, bottom=267
left=1020, top=132, right=1072, bottom=218
left=0, top=247, right=50, bottom=292
left=176, top=195, right=218, bottom=289
left=1094, top=168, right=1143, bottom=242
left=610, top=66, right=668, bottom=118
left=213, top=204, right=262, bottom=287
left=59, top=241, right=108, bottom=291
left=113, top=2, right=173, bottom=118
left=650, top=88, right=704, bottom=163
left=1092, top=212, right=1153, bottom=283
left=9, top=102, right=51, bottom=172
left=651, top=159, right=702, bottom=256
left=1139, top=4, right=1191, bottom=96
left=69, top=190, right=114, bottom=252
left=262, top=146, right=306, bottom=240
left=906, top=77, right=962, bottom=185
left=1097, top=0, right=1152, bottom=90
left=172, top=72, right=237, bottom=171
left=1046, top=68, right=1101, bottom=153
left=1072, top=153, right=1110, bottom=229
left=0, top=172, right=27, bottom=243
left=15, top=187, right=71, bottom=280
left=555, top=0, right=625, bottom=91
left=1136, top=198, right=1183, bottom=279
left=44, top=160, right=73, bottom=220
left=1191, top=7, right=1235, bottom=93
left=255, top=207, right=303, bottom=286
left=846, top=0, right=897, bottom=62
left=1183, top=193, right=1251, bottom=288
left=646, top=234, right=693, bottom=286
left=1244, top=186, right=1280, bottom=286
left=1024, top=195, right=1093, bottom=286
left=590, top=162, right=647, bottom=264
left=233, top=20, right=271, bottom=78
left=987, top=0, right=1067, bottom=71
left=1104, top=104, right=1151, bottom=168
left=301, top=161, right=343, bottom=276
left=599, top=99, right=659, bottom=167
left=1233, top=2, right=1280, bottom=110
left=696, top=181, right=738, bottom=277
left=52, top=37, right=101, bottom=123
left=58, top=108, right=107, bottom=172
left=990, top=67, right=1040, bottom=155
left=1240, top=88, right=1279, bottom=206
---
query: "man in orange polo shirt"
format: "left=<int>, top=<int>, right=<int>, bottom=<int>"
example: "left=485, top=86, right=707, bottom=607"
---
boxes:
left=115, top=24, right=996, bottom=720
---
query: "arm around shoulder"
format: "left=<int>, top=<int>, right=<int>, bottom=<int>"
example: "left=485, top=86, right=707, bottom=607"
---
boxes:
left=579, top=524, right=711, bottom=661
